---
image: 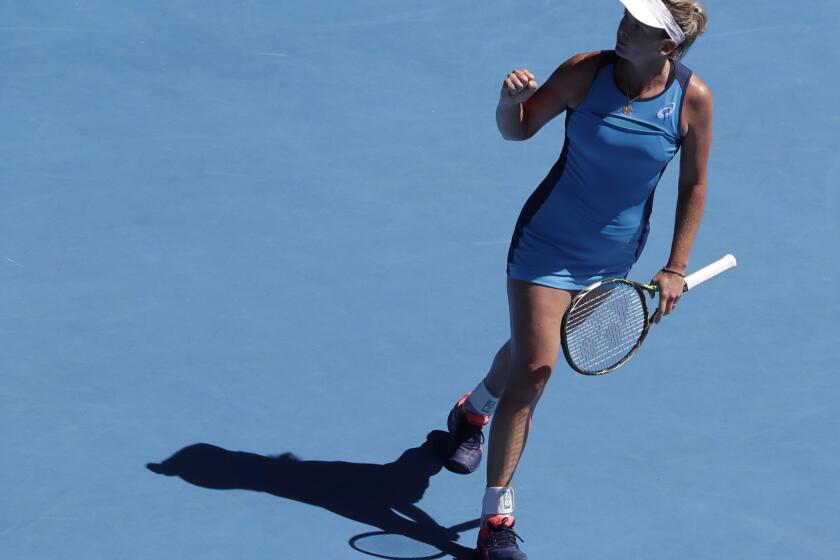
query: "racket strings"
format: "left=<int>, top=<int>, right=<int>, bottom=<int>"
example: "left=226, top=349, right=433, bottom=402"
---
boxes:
left=564, top=283, right=647, bottom=373
left=564, top=287, right=629, bottom=328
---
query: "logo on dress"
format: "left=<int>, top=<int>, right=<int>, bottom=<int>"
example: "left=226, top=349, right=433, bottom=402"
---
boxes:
left=657, top=103, right=676, bottom=119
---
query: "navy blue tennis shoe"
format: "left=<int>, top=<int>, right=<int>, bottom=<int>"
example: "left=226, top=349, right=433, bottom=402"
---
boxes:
left=477, top=515, right=527, bottom=560
left=444, top=393, right=488, bottom=474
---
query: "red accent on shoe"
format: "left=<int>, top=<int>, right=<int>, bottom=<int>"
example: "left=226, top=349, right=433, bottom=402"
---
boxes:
left=486, top=515, right=515, bottom=529
left=456, top=393, right=490, bottom=427
left=477, top=515, right=515, bottom=540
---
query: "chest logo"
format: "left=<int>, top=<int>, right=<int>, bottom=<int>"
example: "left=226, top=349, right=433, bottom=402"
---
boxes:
left=657, top=103, right=676, bottom=119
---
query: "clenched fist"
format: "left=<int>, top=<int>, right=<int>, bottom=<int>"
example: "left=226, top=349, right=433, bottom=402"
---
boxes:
left=501, top=69, right=538, bottom=105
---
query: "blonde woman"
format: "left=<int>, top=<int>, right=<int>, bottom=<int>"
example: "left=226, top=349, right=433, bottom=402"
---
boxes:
left=443, top=1, right=712, bottom=558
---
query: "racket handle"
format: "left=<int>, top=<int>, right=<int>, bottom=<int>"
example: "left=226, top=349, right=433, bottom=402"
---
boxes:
left=684, top=254, right=737, bottom=291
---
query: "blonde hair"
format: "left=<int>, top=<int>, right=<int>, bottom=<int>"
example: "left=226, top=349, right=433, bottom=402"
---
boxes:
left=662, top=0, right=709, bottom=59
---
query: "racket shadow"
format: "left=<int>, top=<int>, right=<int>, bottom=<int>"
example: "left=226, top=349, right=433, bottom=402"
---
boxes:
left=147, top=430, right=477, bottom=559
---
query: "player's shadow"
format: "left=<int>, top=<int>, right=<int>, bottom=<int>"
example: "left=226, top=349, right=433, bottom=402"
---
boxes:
left=147, top=430, right=478, bottom=559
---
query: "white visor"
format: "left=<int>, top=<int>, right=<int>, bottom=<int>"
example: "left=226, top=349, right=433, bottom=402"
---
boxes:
left=619, top=0, right=685, bottom=44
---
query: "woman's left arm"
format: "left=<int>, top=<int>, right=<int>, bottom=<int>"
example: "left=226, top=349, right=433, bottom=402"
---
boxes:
left=651, top=76, right=714, bottom=322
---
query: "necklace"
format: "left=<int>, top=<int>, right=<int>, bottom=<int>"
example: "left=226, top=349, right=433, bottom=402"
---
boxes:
left=621, top=63, right=669, bottom=115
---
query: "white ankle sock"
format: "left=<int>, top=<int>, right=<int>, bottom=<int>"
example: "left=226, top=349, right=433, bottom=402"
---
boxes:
left=466, top=380, right=499, bottom=416
left=482, top=486, right=515, bottom=517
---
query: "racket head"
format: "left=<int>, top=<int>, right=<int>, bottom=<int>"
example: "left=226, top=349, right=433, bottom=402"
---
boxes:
left=561, top=279, right=654, bottom=375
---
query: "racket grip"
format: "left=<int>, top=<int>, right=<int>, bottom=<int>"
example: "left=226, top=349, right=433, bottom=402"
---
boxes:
left=684, top=254, right=737, bottom=291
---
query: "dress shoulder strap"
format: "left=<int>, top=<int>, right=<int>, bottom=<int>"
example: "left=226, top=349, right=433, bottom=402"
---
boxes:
left=673, top=60, right=694, bottom=138
left=674, top=60, right=693, bottom=93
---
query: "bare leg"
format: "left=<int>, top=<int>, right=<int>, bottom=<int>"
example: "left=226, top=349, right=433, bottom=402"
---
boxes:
left=481, top=340, right=512, bottom=399
left=486, top=278, right=573, bottom=487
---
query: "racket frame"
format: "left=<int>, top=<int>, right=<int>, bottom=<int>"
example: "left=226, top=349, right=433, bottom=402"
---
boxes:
left=560, top=254, right=737, bottom=376
left=561, top=278, right=657, bottom=376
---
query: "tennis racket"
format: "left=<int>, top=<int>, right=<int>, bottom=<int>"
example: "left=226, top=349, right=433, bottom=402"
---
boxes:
left=561, top=254, right=737, bottom=375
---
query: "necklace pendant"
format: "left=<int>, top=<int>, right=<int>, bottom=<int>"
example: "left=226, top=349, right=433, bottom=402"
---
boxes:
left=623, top=104, right=633, bottom=115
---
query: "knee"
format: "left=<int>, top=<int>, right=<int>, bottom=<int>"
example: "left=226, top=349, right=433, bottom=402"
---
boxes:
left=503, top=356, right=553, bottom=406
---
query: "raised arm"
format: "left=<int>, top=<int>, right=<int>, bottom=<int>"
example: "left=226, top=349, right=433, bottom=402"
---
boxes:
left=496, top=51, right=601, bottom=141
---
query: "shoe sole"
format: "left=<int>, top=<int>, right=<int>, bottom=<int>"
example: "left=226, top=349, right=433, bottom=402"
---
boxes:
left=444, top=457, right=475, bottom=475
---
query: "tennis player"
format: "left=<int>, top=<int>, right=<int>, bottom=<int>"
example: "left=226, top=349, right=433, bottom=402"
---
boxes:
left=444, top=1, right=711, bottom=558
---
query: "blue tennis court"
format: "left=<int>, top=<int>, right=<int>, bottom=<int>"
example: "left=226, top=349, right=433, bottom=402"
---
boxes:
left=2, top=1, right=838, bottom=558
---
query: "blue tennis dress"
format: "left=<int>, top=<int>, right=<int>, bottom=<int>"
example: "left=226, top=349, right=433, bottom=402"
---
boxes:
left=507, top=51, right=693, bottom=289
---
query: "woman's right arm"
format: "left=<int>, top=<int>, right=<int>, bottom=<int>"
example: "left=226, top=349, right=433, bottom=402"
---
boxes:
left=496, top=51, right=600, bottom=141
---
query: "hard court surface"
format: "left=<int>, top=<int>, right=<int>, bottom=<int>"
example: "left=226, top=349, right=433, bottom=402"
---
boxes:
left=2, top=1, right=839, bottom=558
